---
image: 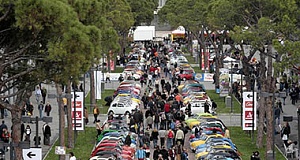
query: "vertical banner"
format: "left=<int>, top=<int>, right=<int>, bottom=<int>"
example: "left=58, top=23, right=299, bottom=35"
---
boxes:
left=71, top=92, right=84, bottom=131
left=94, top=71, right=102, bottom=100
left=242, top=92, right=257, bottom=130
left=110, top=60, right=115, bottom=71
left=201, top=52, right=210, bottom=70
left=219, top=73, right=230, bottom=97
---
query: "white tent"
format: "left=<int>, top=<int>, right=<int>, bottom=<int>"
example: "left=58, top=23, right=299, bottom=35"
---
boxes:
left=223, top=56, right=237, bottom=62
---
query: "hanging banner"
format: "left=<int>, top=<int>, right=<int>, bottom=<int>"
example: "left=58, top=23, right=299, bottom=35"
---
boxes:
left=94, top=71, right=102, bottom=100
left=71, top=92, right=84, bottom=130
left=242, top=92, right=257, bottom=130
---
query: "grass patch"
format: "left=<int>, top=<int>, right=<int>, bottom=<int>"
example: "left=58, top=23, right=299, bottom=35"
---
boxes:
left=192, top=67, right=204, bottom=74
left=206, top=90, right=241, bottom=114
left=85, top=89, right=115, bottom=114
left=111, top=67, right=123, bottom=73
left=185, top=54, right=196, bottom=63
left=229, top=126, right=285, bottom=159
left=44, top=127, right=96, bottom=160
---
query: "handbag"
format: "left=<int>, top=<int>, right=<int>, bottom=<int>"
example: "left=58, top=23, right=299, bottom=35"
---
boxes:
left=282, top=134, right=288, bottom=140
left=150, top=136, right=153, bottom=141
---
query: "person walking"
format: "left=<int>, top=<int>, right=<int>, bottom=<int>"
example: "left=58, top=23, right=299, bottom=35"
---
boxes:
left=93, top=106, right=99, bottom=123
left=146, top=115, right=153, bottom=129
left=151, top=128, right=159, bottom=148
left=35, top=86, right=42, bottom=104
left=44, top=102, right=52, bottom=116
left=168, top=145, right=176, bottom=160
left=38, top=101, right=44, bottom=118
left=166, top=129, right=174, bottom=149
left=69, top=152, right=76, bottom=160
left=175, top=141, right=183, bottom=160
left=274, top=105, right=281, bottom=125
left=41, top=87, right=47, bottom=104
left=135, top=145, right=146, bottom=160
left=105, top=72, right=111, bottom=83
left=158, top=126, right=166, bottom=147
left=175, top=127, right=185, bottom=147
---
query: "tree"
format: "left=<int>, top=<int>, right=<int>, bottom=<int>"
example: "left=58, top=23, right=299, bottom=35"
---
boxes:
left=126, top=0, right=157, bottom=26
left=0, top=0, right=102, bottom=159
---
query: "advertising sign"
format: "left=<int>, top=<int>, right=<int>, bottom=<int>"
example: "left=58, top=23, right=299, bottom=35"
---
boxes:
left=71, top=92, right=84, bottom=131
left=242, top=92, right=257, bottom=130
left=203, top=73, right=214, bottom=82
left=219, top=73, right=230, bottom=97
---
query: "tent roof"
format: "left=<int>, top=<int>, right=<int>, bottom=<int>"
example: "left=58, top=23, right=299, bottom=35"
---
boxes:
left=223, top=56, right=237, bottom=62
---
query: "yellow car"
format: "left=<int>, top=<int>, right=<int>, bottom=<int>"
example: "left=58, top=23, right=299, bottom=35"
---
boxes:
left=185, top=113, right=217, bottom=129
left=190, top=134, right=224, bottom=151
left=195, top=145, right=232, bottom=159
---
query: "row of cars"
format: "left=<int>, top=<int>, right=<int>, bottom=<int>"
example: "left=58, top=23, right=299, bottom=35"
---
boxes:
left=108, top=80, right=142, bottom=115
left=186, top=113, right=241, bottom=160
left=170, top=51, right=241, bottom=159
left=90, top=116, right=137, bottom=160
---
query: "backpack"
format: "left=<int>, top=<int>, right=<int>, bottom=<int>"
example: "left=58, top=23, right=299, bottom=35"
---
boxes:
left=168, top=130, right=174, bottom=138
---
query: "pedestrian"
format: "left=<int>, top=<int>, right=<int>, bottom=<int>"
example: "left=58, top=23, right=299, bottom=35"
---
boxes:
left=175, top=141, right=183, bottom=160
left=281, top=122, right=291, bottom=146
left=158, top=126, right=166, bottom=148
left=41, top=87, right=47, bottom=104
left=38, top=101, right=44, bottom=118
left=84, top=107, right=89, bottom=125
left=105, top=72, right=111, bottom=83
left=277, top=99, right=283, bottom=113
left=135, top=145, right=146, bottom=160
left=44, top=102, right=52, bottom=116
left=146, top=114, right=153, bottom=129
left=69, top=152, right=76, bottom=160
left=35, top=86, right=42, bottom=104
left=43, top=123, right=51, bottom=145
left=151, top=128, right=159, bottom=148
left=204, top=100, right=210, bottom=113
left=95, top=120, right=101, bottom=137
left=63, top=97, right=67, bottom=114
left=118, top=74, right=124, bottom=83
left=181, top=148, right=188, bottom=160
left=125, top=132, right=132, bottom=146
left=1, top=128, right=10, bottom=151
left=274, top=105, right=281, bottom=125
left=27, top=103, right=34, bottom=116
left=153, top=146, right=161, bottom=160
left=224, top=127, right=230, bottom=139
left=154, top=112, right=160, bottom=129
left=93, top=106, right=99, bottom=123
left=168, top=145, right=176, bottom=160
left=211, top=99, right=217, bottom=113
left=166, top=129, right=174, bottom=149
left=143, top=143, right=150, bottom=158
left=0, top=121, right=7, bottom=138
left=25, top=125, right=31, bottom=142
left=175, top=127, right=185, bottom=147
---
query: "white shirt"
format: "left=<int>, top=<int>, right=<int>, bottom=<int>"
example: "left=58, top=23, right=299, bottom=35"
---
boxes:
left=70, top=156, right=76, bottom=160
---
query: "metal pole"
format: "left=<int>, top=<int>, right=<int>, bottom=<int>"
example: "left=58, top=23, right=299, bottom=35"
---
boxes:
left=73, top=89, right=77, bottom=144
left=272, top=93, right=275, bottom=159
left=35, top=116, right=39, bottom=147
left=252, top=75, right=255, bottom=141
left=231, top=61, right=233, bottom=113
left=240, top=72, right=243, bottom=127
left=297, top=107, right=300, bottom=157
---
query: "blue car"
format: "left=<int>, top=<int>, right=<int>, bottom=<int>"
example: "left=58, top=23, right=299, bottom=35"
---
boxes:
left=195, top=137, right=237, bottom=154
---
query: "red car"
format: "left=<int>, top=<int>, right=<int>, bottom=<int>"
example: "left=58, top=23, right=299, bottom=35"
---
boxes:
left=179, top=69, right=195, bottom=80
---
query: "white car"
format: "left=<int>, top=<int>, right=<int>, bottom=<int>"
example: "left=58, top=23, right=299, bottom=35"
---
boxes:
left=107, top=96, right=139, bottom=115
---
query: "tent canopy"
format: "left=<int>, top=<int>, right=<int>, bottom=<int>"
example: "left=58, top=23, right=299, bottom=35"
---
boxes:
left=223, top=56, right=237, bottom=62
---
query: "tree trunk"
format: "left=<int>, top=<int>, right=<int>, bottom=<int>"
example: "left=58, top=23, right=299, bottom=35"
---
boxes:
left=90, top=69, right=96, bottom=110
left=55, top=83, right=65, bottom=160
left=256, top=50, right=267, bottom=148
left=265, top=45, right=275, bottom=158
left=67, top=81, right=74, bottom=148
left=11, top=106, right=22, bottom=160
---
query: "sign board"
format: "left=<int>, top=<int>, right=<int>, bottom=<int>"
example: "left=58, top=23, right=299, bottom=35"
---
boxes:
left=219, top=73, right=230, bottom=97
left=194, top=73, right=204, bottom=82
left=242, top=92, right=257, bottom=130
left=203, top=73, right=214, bottom=82
left=55, top=146, right=66, bottom=155
left=22, top=148, right=42, bottom=160
left=71, top=92, right=84, bottom=130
